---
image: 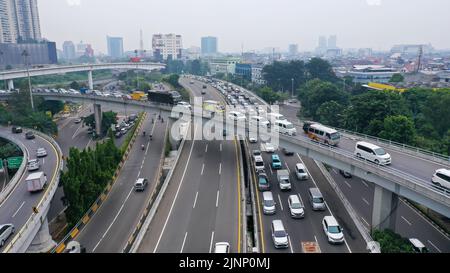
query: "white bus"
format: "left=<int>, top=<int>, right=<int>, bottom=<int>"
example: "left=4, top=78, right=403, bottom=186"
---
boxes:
left=304, top=123, right=340, bottom=146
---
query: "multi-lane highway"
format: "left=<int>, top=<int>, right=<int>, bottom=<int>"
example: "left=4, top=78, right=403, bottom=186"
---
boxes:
left=137, top=78, right=242, bottom=253
left=0, top=126, right=61, bottom=250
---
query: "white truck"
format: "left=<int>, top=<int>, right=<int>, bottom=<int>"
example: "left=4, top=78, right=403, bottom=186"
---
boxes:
left=26, top=172, right=47, bottom=193
left=277, top=169, right=291, bottom=191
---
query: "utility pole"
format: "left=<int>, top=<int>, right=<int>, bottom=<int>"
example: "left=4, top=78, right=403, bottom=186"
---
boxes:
left=291, top=78, right=294, bottom=98
left=22, top=50, right=34, bottom=111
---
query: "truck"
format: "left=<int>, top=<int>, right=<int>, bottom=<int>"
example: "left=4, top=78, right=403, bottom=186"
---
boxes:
left=147, top=90, right=176, bottom=104
left=26, top=171, right=47, bottom=193
left=131, top=91, right=147, bottom=101
left=277, top=169, right=291, bottom=191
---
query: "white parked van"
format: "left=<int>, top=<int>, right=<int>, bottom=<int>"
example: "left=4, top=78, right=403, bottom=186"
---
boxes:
left=274, top=120, right=297, bottom=136
left=431, top=168, right=450, bottom=190
left=354, top=141, right=391, bottom=165
left=267, top=113, right=286, bottom=123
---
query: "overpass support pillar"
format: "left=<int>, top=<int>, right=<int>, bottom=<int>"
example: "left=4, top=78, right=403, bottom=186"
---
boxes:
left=371, top=184, right=398, bottom=232
left=94, top=103, right=102, bottom=136
left=7, top=79, right=14, bottom=91
left=26, top=217, right=56, bottom=253
left=88, top=70, right=93, bottom=90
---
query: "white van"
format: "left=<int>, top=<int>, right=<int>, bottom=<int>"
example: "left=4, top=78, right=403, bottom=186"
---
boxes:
left=254, top=155, right=265, bottom=172
left=267, top=113, right=286, bottom=123
left=294, top=163, right=309, bottom=180
left=431, top=168, right=450, bottom=190
left=271, top=220, right=289, bottom=249
left=250, top=116, right=270, bottom=128
left=262, top=191, right=276, bottom=215
left=354, top=141, right=391, bottom=165
left=274, top=120, right=297, bottom=136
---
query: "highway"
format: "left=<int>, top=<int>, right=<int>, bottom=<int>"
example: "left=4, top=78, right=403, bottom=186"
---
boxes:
left=280, top=103, right=450, bottom=252
left=0, top=126, right=61, bottom=250
left=137, top=78, right=242, bottom=253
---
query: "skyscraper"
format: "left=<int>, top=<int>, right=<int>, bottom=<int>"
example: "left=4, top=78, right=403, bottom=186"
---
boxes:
left=62, top=41, right=76, bottom=60
left=288, top=44, right=298, bottom=56
left=328, top=35, right=337, bottom=49
left=107, top=35, right=124, bottom=58
left=201, top=36, right=217, bottom=55
left=0, top=0, right=41, bottom=43
left=152, top=33, right=182, bottom=61
left=319, top=36, right=327, bottom=49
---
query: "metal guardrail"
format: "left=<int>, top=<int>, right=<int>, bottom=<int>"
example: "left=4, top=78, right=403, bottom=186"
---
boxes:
left=2, top=129, right=63, bottom=253
left=52, top=112, right=146, bottom=253
left=0, top=128, right=29, bottom=205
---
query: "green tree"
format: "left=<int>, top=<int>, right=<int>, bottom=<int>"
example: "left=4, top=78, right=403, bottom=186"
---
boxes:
left=70, top=81, right=81, bottom=90
left=256, top=86, right=282, bottom=104
left=316, top=101, right=346, bottom=127
left=305, top=57, right=338, bottom=82
left=262, top=60, right=306, bottom=93
left=372, top=229, right=414, bottom=253
left=83, top=111, right=118, bottom=137
left=37, top=100, right=64, bottom=115
left=380, top=115, right=416, bottom=144
left=389, top=73, right=404, bottom=83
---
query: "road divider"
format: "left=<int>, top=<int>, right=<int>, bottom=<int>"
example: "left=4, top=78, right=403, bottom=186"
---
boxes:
left=52, top=112, right=146, bottom=253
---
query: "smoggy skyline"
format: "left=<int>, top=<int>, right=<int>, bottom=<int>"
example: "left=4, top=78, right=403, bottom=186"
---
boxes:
left=38, top=0, right=450, bottom=53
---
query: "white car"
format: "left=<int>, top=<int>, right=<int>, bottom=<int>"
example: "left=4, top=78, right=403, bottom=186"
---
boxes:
left=0, top=224, right=15, bottom=247
left=431, top=168, right=450, bottom=190
left=322, top=216, right=344, bottom=244
left=228, top=111, right=246, bottom=121
left=214, top=242, right=230, bottom=253
left=262, top=142, right=276, bottom=153
left=248, top=136, right=257, bottom=143
left=177, top=101, right=192, bottom=110
left=27, top=159, right=40, bottom=171
left=36, top=148, right=47, bottom=157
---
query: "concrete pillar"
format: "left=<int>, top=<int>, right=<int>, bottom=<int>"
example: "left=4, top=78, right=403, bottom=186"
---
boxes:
left=371, top=184, right=398, bottom=231
left=7, top=79, right=14, bottom=91
left=94, top=103, right=102, bottom=136
left=88, top=70, right=93, bottom=90
left=26, top=217, right=56, bottom=253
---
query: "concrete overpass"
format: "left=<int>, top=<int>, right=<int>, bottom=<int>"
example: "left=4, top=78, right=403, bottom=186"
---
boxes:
left=1, top=90, right=449, bottom=230
left=0, top=62, right=165, bottom=90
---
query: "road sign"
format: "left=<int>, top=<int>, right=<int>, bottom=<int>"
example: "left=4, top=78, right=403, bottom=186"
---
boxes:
left=7, top=156, right=23, bottom=169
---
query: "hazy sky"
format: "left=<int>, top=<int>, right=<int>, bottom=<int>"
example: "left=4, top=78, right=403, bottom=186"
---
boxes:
left=38, top=0, right=450, bottom=53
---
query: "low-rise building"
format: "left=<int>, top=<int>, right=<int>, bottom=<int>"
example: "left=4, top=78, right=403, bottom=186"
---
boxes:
left=347, top=65, right=397, bottom=84
left=208, top=57, right=240, bottom=76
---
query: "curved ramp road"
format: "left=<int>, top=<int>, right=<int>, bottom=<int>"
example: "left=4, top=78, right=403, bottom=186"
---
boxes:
left=0, top=127, right=60, bottom=250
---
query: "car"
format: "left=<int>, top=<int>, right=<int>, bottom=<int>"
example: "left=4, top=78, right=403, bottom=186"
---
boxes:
left=271, top=154, right=282, bottom=169
left=115, top=130, right=123, bottom=138
left=257, top=172, right=270, bottom=191
left=409, top=238, right=428, bottom=253
left=431, top=168, right=450, bottom=190
left=294, top=163, right=309, bottom=180
left=214, top=242, right=230, bottom=253
left=0, top=224, right=15, bottom=248
left=339, top=169, right=352, bottom=178
left=322, top=216, right=344, bottom=244
left=36, top=148, right=47, bottom=157
left=248, top=136, right=257, bottom=143
left=228, top=111, right=246, bottom=121
left=262, top=191, right=276, bottom=215
left=288, top=194, right=305, bottom=218
left=25, top=131, right=35, bottom=139
left=190, top=81, right=194, bottom=84
left=74, top=118, right=82, bottom=124
left=355, top=141, right=391, bottom=165
left=177, top=101, right=192, bottom=110
left=27, top=159, right=40, bottom=171
left=11, top=126, right=22, bottom=134
left=254, top=155, right=265, bottom=172
left=271, top=220, right=289, bottom=249
left=134, top=178, right=148, bottom=191
left=282, top=147, right=294, bottom=156
left=262, top=142, right=275, bottom=153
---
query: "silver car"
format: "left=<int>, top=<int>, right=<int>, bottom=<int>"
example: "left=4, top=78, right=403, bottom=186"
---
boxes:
left=36, top=148, right=47, bottom=157
left=0, top=224, right=15, bottom=248
left=27, top=159, right=40, bottom=171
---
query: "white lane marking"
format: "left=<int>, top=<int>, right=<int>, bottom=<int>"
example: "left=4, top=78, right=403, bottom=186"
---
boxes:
left=344, top=180, right=352, bottom=189
left=93, top=187, right=134, bottom=252
left=201, top=163, right=205, bottom=175
left=154, top=139, right=196, bottom=253
left=71, top=123, right=83, bottom=139
left=285, top=163, right=291, bottom=173
left=361, top=180, right=369, bottom=188
left=180, top=232, right=188, bottom=253
left=332, top=169, right=337, bottom=174
left=42, top=158, right=45, bottom=165
left=361, top=217, right=370, bottom=228
left=278, top=194, right=284, bottom=211
left=209, top=231, right=215, bottom=253
left=193, top=192, right=199, bottom=209
left=205, top=144, right=208, bottom=153
left=269, top=165, right=273, bottom=175
left=219, top=163, right=222, bottom=175
left=288, top=236, right=294, bottom=253
left=401, top=216, right=412, bottom=226
left=314, top=235, right=321, bottom=252
left=216, top=190, right=220, bottom=208
left=220, top=143, right=222, bottom=152
left=362, top=197, right=370, bottom=206
left=427, top=240, right=442, bottom=253
left=12, top=201, right=25, bottom=218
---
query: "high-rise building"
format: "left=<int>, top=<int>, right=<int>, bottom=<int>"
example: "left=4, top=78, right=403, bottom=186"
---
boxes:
left=201, top=36, right=217, bottom=55
left=0, top=0, right=41, bottom=43
left=328, top=35, right=337, bottom=49
left=62, top=40, right=76, bottom=60
left=319, top=36, right=327, bottom=48
left=288, top=44, right=298, bottom=56
left=0, top=41, right=57, bottom=68
left=152, top=33, right=182, bottom=61
left=76, top=40, right=88, bottom=57
left=107, top=35, right=124, bottom=58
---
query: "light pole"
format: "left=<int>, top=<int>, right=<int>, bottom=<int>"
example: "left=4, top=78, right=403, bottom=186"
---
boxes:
left=22, top=50, right=34, bottom=111
left=291, top=78, right=294, bottom=98
left=134, top=50, right=139, bottom=90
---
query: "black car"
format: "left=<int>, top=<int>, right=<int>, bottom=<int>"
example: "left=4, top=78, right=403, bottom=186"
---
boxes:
left=339, top=169, right=352, bottom=178
left=25, top=131, right=35, bottom=139
left=282, top=147, right=294, bottom=156
left=11, top=126, right=23, bottom=134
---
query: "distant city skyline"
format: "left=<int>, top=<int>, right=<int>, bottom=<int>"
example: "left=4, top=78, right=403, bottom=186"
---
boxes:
left=36, top=0, right=450, bottom=53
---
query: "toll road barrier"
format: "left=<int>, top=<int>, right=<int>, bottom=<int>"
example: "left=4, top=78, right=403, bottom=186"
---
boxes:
left=52, top=112, right=146, bottom=253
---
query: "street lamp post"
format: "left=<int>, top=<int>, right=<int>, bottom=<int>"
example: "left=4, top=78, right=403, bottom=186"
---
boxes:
left=291, top=78, right=294, bottom=98
left=22, top=50, right=34, bottom=111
